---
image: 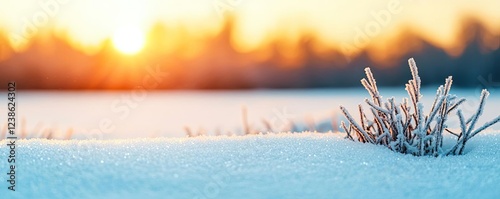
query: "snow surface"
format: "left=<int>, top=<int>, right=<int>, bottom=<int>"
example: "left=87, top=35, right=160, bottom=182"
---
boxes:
left=7, top=88, right=499, bottom=139
left=1, top=132, right=500, bottom=199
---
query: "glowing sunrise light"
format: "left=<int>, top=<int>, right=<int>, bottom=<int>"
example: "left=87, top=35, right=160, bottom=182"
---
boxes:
left=112, top=26, right=146, bottom=55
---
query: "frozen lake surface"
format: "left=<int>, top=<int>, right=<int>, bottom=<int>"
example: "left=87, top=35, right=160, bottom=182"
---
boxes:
left=2, top=88, right=499, bottom=139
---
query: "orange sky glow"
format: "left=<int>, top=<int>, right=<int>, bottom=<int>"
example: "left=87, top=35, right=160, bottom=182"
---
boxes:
left=0, top=0, right=498, bottom=57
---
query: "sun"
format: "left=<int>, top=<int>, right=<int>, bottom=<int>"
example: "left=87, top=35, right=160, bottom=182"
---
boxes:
left=112, top=26, right=146, bottom=55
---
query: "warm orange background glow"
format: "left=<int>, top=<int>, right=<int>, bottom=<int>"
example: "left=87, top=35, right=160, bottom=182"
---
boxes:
left=0, top=0, right=498, bottom=90
left=1, top=0, right=499, bottom=55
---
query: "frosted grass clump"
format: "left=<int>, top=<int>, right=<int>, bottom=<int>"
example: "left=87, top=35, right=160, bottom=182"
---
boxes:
left=340, top=58, right=500, bottom=156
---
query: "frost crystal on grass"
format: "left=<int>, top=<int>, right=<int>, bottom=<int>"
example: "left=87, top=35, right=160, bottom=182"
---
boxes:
left=340, top=58, right=500, bottom=156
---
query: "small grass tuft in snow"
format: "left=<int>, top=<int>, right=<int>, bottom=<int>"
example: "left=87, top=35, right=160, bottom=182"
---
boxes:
left=340, top=58, right=500, bottom=156
left=1, top=119, right=74, bottom=140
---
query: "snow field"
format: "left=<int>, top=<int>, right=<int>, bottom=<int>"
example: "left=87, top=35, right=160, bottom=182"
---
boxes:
left=0, top=132, right=499, bottom=199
